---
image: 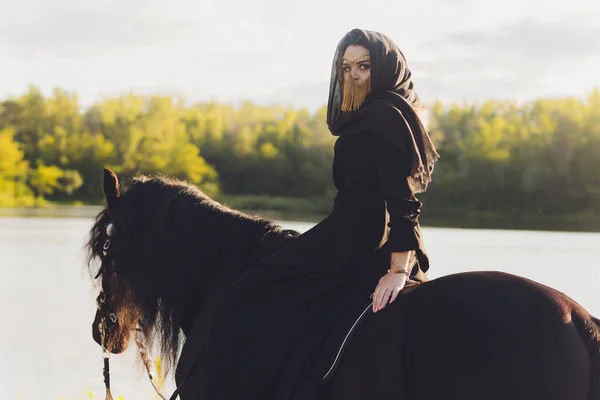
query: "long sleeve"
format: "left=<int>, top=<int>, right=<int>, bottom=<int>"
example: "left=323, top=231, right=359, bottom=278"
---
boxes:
left=369, top=110, right=422, bottom=253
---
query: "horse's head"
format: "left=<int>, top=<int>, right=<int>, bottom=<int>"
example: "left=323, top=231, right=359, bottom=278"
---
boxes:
left=88, top=169, right=140, bottom=354
left=91, top=263, right=140, bottom=354
left=86, top=168, right=299, bottom=370
left=88, top=168, right=191, bottom=364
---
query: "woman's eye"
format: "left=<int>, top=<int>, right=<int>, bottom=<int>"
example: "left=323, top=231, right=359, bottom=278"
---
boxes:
left=360, top=64, right=370, bottom=70
left=343, top=66, right=351, bottom=72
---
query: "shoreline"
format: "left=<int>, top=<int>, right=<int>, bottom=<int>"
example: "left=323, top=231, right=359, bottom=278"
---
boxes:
left=1, top=198, right=600, bottom=233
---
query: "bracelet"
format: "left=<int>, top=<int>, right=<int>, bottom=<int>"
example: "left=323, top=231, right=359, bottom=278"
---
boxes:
left=388, top=261, right=409, bottom=275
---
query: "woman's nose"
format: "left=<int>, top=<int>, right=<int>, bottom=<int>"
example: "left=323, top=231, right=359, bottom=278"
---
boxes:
left=351, top=68, right=360, bottom=80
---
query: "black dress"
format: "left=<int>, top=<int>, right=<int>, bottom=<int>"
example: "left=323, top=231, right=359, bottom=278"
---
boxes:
left=191, top=100, right=430, bottom=400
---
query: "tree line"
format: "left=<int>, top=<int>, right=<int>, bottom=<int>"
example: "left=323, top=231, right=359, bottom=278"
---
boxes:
left=1, top=85, right=599, bottom=228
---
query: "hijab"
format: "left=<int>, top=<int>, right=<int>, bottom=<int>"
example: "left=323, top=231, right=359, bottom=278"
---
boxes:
left=327, top=28, right=439, bottom=194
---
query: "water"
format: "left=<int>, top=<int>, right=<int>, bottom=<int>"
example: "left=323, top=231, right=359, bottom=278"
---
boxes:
left=0, top=216, right=599, bottom=400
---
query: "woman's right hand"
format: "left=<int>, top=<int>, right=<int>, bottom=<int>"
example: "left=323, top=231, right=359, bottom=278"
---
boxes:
left=371, top=270, right=407, bottom=313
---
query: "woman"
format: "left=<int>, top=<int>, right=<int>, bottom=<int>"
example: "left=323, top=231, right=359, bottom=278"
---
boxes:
left=196, top=28, right=439, bottom=399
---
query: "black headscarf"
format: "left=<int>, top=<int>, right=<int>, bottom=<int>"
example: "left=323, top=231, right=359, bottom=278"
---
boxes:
left=327, top=28, right=439, bottom=193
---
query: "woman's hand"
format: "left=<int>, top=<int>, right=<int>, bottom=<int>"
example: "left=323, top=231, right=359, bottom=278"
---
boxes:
left=371, top=270, right=408, bottom=313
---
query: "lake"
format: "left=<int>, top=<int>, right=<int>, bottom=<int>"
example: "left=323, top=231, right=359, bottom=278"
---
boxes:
left=0, top=216, right=598, bottom=400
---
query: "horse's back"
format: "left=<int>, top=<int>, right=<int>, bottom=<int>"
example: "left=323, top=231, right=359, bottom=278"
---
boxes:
left=408, top=270, right=593, bottom=325
left=323, top=270, right=598, bottom=400
left=401, top=271, right=597, bottom=366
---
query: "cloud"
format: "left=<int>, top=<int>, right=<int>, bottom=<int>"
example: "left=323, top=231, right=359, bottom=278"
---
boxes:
left=0, top=2, right=193, bottom=58
left=250, top=15, right=600, bottom=108
left=1, top=5, right=598, bottom=108
left=409, top=17, right=600, bottom=102
left=440, top=18, right=600, bottom=59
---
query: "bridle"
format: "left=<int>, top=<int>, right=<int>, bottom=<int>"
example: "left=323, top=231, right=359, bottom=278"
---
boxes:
left=95, top=222, right=118, bottom=400
left=96, top=289, right=116, bottom=400
left=94, top=222, right=185, bottom=400
left=93, top=222, right=299, bottom=399
left=97, top=288, right=175, bottom=400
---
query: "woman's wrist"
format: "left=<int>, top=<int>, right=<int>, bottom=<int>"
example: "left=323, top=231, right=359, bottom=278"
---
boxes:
left=388, top=260, right=409, bottom=275
left=389, top=251, right=411, bottom=274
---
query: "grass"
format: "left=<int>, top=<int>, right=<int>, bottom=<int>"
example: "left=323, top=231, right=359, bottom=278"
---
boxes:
left=421, top=207, right=600, bottom=233
left=219, top=194, right=600, bottom=232
left=54, top=357, right=165, bottom=400
left=217, top=194, right=330, bottom=222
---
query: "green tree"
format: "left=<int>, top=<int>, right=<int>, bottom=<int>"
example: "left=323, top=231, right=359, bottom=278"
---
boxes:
left=0, top=128, right=32, bottom=206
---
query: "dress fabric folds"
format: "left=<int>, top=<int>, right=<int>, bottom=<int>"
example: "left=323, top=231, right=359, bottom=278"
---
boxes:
left=183, top=100, right=430, bottom=400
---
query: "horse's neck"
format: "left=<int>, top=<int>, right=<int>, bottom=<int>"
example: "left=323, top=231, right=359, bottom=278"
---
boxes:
left=177, top=218, right=278, bottom=335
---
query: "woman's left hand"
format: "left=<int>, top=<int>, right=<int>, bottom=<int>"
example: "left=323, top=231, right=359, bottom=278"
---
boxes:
left=371, top=271, right=407, bottom=313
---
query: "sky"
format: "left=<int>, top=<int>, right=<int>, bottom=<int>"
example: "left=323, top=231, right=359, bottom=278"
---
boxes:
left=1, top=0, right=599, bottom=110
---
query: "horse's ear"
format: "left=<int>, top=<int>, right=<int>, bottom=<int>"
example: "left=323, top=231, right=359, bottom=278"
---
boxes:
left=103, top=168, right=120, bottom=209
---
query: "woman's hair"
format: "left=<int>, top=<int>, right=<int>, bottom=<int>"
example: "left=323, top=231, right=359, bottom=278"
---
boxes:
left=337, top=36, right=370, bottom=82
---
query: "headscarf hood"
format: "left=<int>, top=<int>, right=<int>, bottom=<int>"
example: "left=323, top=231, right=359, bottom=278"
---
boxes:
left=327, top=28, right=439, bottom=193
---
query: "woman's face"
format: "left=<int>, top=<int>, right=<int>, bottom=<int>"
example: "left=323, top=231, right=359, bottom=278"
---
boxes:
left=342, top=45, right=371, bottom=85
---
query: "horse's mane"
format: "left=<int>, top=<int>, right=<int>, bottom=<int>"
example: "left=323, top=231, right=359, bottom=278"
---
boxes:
left=86, top=173, right=297, bottom=371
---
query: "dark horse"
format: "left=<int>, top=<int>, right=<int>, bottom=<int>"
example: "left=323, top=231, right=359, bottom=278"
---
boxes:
left=87, top=169, right=600, bottom=400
